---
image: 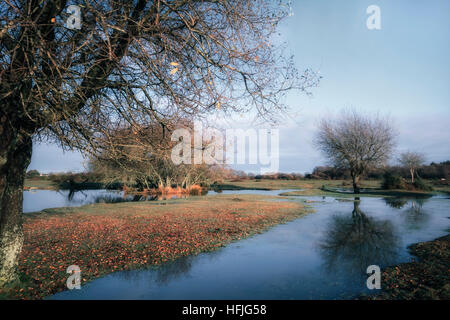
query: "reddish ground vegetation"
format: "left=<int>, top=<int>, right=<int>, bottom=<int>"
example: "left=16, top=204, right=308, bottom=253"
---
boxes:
left=1, top=195, right=305, bottom=299
left=368, top=234, right=450, bottom=300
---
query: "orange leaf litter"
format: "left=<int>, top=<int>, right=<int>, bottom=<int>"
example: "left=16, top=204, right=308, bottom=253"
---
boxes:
left=3, top=196, right=305, bottom=299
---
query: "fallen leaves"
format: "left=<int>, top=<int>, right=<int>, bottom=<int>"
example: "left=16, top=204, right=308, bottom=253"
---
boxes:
left=369, top=234, right=450, bottom=300
left=5, top=196, right=303, bottom=300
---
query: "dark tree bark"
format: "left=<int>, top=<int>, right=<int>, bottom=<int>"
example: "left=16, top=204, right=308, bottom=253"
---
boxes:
left=351, top=172, right=361, bottom=194
left=352, top=181, right=360, bottom=194
left=0, top=116, right=32, bottom=285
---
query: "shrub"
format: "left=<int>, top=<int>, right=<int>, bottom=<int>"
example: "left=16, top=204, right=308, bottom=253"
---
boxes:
left=25, top=169, right=40, bottom=179
left=382, top=172, right=433, bottom=192
left=382, top=172, right=406, bottom=190
left=413, top=178, right=433, bottom=191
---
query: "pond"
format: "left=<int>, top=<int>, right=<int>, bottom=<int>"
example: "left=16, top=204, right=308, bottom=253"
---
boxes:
left=48, top=192, right=450, bottom=300
left=22, top=188, right=297, bottom=213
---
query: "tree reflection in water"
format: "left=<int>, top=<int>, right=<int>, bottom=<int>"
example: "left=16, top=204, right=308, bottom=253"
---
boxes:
left=402, top=198, right=430, bottom=229
left=65, top=188, right=87, bottom=202
left=114, top=250, right=221, bottom=287
left=318, top=199, right=399, bottom=277
left=150, top=255, right=195, bottom=285
left=384, top=197, right=408, bottom=209
left=110, top=255, right=196, bottom=286
left=384, top=197, right=430, bottom=229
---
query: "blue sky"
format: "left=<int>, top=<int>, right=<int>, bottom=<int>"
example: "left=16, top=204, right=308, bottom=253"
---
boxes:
left=29, top=0, right=450, bottom=173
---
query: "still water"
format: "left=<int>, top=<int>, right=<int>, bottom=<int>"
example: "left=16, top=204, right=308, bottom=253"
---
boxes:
left=48, top=192, right=450, bottom=300
left=23, top=189, right=129, bottom=213
left=22, top=188, right=295, bottom=213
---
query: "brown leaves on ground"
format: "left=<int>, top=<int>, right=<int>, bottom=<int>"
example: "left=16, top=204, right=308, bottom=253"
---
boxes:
left=372, top=234, right=450, bottom=300
left=2, top=195, right=304, bottom=299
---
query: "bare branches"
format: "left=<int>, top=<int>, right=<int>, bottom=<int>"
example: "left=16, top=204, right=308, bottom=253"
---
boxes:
left=1, top=0, right=319, bottom=154
left=315, top=109, right=396, bottom=192
left=89, top=119, right=223, bottom=189
left=399, top=151, right=426, bottom=183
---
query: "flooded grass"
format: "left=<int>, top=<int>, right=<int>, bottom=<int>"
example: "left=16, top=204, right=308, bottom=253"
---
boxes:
left=12, top=180, right=450, bottom=300
left=215, top=179, right=381, bottom=190
left=1, top=194, right=306, bottom=300
left=47, top=195, right=450, bottom=300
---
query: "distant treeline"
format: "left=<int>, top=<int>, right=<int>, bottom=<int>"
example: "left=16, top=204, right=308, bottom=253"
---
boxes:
left=226, top=161, right=450, bottom=182
left=26, top=160, right=450, bottom=189
left=26, top=171, right=115, bottom=190
left=308, top=161, right=450, bottom=181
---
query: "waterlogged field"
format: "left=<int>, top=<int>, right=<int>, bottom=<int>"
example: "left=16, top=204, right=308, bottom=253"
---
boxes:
left=50, top=194, right=450, bottom=300
left=1, top=195, right=306, bottom=299
left=4, top=179, right=449, bottom=300
left=218, top=179, right=449, bottom=197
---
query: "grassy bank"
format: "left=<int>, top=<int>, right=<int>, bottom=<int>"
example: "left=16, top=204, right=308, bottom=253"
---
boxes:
left=287, top=185, right=434, bottom=198
left=0, top=194, right=307, bottom=300
left=24, top=178, right=58, bottom=190
left=26, top=176, right=449, bottom=196
left=369, top=234, right=450, bottom=300
left=215, top=179, right=380, bottom=191
left=217, top=179, right=445, bottom=198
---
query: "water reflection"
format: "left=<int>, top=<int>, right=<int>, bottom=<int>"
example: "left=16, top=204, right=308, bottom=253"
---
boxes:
left=23, top=189, right=193, bottom=213
left=66, top=188, right=191, bottom=204
left=24, top=187, right=295, bottom=213
left=383, top=197, right=431, bottom=230
left=318, top=199, right=399, bottom=276
left=67, top=188, right=88, bottom=201
left=117, top=255, right=195, bottom=286
left=384, top=197, right=408, bottom=209
left=402, top=199, right=430, bottom=230
left=93, top=193, right=190, bottom=203
left=49, top=195, right=450, bottom=300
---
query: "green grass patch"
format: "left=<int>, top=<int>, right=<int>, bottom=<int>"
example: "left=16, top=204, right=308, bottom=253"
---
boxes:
left=24, top=179, right=58, bottom=190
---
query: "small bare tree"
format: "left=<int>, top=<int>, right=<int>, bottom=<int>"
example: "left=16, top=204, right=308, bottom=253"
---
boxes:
left=399, top=151, right=426, bottom=183
left=315, top=110, right=396, bottom=193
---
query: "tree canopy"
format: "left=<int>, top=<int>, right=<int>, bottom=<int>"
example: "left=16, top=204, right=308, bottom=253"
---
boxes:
left=315, top=110, right=396, bottom=193
left=1, top=0, right=319, bottom=153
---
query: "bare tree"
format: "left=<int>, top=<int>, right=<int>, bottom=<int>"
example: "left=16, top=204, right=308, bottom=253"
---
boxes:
left=89, top=119, right=224, bottom=190
left=399, top=151, right=426, bottom=183
left=315, top=110, right=396, bottom=193
left=0, top=0, right=319, bottom=284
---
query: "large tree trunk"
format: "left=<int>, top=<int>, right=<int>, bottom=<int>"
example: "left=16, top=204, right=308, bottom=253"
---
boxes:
left=410, top=168, right=415, bottom=183
left=0, top=122, right=32, bottom=286
left=351, top=174, right=360, bottom=194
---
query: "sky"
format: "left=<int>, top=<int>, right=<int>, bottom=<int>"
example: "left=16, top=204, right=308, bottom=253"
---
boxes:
left=29, top=0, right=450, bottom=174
